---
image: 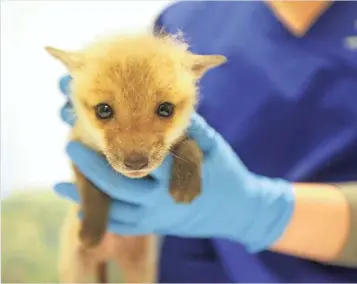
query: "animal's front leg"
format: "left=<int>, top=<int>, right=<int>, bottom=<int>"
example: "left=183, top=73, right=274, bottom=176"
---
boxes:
left=169, top=138, right=203, bottom=204
left=73, top=165, right=111, bottom=248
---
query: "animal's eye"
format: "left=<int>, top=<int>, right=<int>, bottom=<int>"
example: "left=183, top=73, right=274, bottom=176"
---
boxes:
left=95, top=103, right=114, bottom=119
left=157, top=102, right=174, bottom=118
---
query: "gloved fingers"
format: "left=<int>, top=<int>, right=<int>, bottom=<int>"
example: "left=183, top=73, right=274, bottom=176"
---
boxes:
left=110, top=200, right=145, bottom=225
left=74, top=212, right=149, bottom=235
left=187, top=112, right=217, bottom=153
left=107, top=220, right=150, bottom=235
left=60, top=102, right=76, bottom=126
left=59, top=75, right=72, bottom=96
left=66, top=141, right=158, bottom=205
left=54, top=182, right=80, bottom=203
left=55, top=182, right=144, bottom=224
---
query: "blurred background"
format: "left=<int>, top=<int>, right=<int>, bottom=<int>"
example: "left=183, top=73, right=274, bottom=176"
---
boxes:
left=1, top=1, right=171, bottom=282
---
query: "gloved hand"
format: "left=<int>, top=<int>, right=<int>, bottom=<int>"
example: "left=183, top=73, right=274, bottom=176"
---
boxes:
left=55, top=75, right=295, bottom=253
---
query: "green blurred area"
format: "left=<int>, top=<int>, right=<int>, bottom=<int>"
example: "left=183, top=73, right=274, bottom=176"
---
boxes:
left=1, top=189, right=123, bottom=283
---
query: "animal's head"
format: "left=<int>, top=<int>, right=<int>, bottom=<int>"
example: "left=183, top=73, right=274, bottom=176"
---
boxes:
left=46, top=33, right=226, bottom=178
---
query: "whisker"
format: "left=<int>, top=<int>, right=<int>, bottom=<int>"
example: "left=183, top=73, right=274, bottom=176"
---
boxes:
left=169, top=150, right=189, bottom=164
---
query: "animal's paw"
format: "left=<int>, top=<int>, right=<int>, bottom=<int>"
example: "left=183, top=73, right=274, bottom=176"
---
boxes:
left=169, top=170, right=201, bottom=204
left=169, top=138, right=203, bottom=204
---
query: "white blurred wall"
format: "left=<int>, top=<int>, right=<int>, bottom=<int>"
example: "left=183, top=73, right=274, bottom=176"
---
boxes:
left=1, top=1, right=171, bottom=198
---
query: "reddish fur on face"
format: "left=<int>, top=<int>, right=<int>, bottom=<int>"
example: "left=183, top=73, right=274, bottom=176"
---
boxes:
left=74, top=34, right=198, bottom=177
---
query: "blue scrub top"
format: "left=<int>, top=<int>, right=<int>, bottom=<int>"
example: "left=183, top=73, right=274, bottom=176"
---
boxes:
left=154, top=1, right=357, bottom=283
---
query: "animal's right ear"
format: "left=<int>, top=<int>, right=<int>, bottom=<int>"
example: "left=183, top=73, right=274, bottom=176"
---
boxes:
left=45, top=46, right=84, bottom=71
left=187, top=54, right=227, bottom=79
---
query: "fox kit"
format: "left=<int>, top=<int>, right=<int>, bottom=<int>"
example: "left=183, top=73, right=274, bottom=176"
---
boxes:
left=46, top=31, right=226, bottom=283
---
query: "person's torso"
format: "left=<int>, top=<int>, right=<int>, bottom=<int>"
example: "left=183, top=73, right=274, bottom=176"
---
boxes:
left=155, top=1, right=357, bottom=282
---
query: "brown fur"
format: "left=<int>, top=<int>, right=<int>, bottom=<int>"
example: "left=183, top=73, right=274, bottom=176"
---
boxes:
left=46, top=31, right=226, bottom=283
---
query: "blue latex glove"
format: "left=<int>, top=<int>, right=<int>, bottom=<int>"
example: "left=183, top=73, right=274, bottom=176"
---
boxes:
left=59, top=75, right=75, bottom=126
left=55, top=75, right=295, bottom=253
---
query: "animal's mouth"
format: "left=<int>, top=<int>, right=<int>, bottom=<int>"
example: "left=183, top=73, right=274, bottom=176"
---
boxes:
left=114, top=160, right=164, bottom=179
left=122, top=169, right=151, bottom=178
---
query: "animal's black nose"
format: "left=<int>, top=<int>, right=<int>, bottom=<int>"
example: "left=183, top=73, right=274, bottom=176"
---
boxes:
left=124, top=154, right=149, bottom=170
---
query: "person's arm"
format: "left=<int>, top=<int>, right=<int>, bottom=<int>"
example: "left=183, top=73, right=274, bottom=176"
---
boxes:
left=272, top=182, right=357, bottom=267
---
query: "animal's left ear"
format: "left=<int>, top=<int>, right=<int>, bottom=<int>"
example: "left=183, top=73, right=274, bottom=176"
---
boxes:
left=188, top=54, right=227, bottom=78
left=45, top=46, right=84, bottom=71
